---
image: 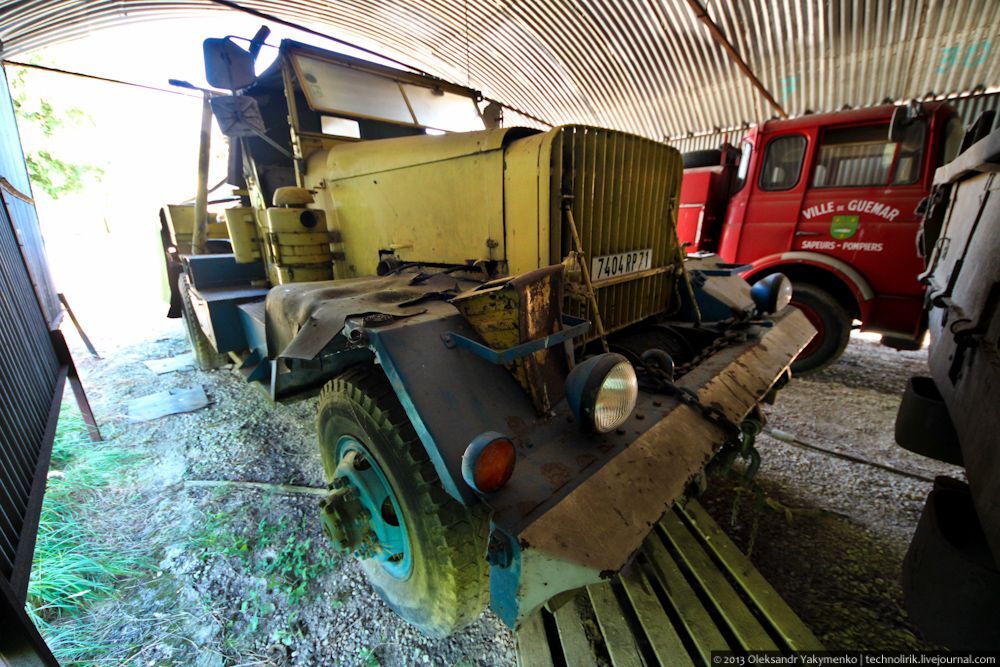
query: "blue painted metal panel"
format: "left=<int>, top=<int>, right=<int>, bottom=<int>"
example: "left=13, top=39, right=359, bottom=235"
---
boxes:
left=237, top=300, right=268, bottom=361
left=364, top=303, right=538, bottom=504
left=190, top=285, right=268, bottom=353
left=441, top=315, right=589, bottom=365
left=186, top=253, right=266, bottom=289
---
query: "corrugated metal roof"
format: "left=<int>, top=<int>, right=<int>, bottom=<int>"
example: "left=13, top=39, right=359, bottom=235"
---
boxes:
left=1, top=0, right=998, bottom=141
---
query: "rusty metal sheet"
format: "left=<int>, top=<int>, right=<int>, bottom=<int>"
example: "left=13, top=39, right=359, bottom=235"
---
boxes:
left=451, top=265, right=569, bottom=413
left=265, top=268, right=476, bottom=360
left=142, top=352, right=195, bottom=374
left=126, top=385, right=209, bottom=422
left=924, top=144, right=1000, bottom=562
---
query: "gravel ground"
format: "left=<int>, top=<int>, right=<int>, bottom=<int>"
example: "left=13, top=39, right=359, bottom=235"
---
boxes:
left=60, top=322, right=956, bottom=663
left=67, top=325, right=515, bottom=666
left=700, top=333, right=962, bottom=650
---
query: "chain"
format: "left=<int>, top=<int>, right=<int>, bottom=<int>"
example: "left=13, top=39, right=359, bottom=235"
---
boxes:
left=672, top=327, right=749, bottom=377
left=638, top=327, right=761, bottom=477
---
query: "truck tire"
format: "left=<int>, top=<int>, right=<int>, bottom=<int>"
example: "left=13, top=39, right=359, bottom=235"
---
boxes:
left=178, top=274, right=227, bottom=370
left=682, top=149, right=722, bottom=169
left=902, top=479, right=1000, bottom=649
left=316, top=365, right=489, bottom=637
left=788, top=282, right=851, bottom=375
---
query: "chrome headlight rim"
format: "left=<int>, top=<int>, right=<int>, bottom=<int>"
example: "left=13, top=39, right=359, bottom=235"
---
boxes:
left=751, top=273, right=793, bottom=315
left=566, top=352, right=639, bottom=434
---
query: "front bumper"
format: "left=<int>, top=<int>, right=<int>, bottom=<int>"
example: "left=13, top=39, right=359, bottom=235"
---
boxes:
left=485, top=308, right=816, bottom=627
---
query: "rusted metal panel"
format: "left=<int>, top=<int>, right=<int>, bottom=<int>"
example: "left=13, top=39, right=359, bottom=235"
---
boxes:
left=0, top=66, right=61, bottom=588
left=1, top=2, right=998, bottom=144
left=550, top=126, right=683, bottom=336
left=0, top=65, right=64, bottom=666
left=451, top=265, right=570, bottom=414
left=923, top=129, right=1000, bottom=562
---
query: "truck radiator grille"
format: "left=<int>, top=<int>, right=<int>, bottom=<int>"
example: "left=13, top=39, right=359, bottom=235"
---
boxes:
left=549, top=126, right=683, bottom=336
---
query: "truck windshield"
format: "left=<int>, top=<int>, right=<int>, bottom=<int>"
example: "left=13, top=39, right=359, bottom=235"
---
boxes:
left=292, top=53, right=484, bottom=133
left=811, top=122, right=926, bottom=188
left=760, top=135, right=806, bottom=191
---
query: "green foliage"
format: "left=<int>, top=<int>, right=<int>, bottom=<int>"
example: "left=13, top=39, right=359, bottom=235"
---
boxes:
left=189, top=507, right=337, bottom=643
left=253, top=515, right=335, bottom=604
left=191, top=510, right=249, bottom=561
left=26, top=401, right=150, bottom=665
left=357, top=646, right=381, bottom=667
left=24, top=151, right=103, bottom=200
left=9, top=66, right=104, bottom=199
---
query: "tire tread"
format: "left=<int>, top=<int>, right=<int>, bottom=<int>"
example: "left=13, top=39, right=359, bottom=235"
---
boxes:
left=317, top=365, right=489, bottom=636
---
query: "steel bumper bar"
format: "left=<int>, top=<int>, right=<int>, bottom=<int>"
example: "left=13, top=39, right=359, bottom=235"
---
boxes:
left=488, top=307, right=817, bottom=627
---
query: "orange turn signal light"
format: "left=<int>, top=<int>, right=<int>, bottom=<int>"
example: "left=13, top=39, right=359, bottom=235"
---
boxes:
left=462, top=432, right=516, bottom=494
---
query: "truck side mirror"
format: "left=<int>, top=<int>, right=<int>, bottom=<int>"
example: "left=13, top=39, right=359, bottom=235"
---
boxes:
left=889, top=106, right=909, bottom=142
left=204, top=37, right=256, bottom=91
left=889, top=100, right=923, bottom=143
left=210, top=95, right=266, bottom=137
left=210, top=95, right=293, bottom=159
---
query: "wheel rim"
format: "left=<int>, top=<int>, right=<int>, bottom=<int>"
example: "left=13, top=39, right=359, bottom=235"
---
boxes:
left=335, top=436, right=413, bottom=579
left=792, top=298, right=825, bottom=359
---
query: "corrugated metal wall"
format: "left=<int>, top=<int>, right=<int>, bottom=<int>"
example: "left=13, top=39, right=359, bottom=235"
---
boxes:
left=0, top=66, right=60, bottom=326
left=0, top=0, right=997, bottom=142
left=0, top=64, right=61, bottom=592
left=665, top=92, right=1000, bottom=155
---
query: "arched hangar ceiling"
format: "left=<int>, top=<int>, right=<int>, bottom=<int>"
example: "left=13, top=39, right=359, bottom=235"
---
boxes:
left=1, top=0, right=998, bottom=142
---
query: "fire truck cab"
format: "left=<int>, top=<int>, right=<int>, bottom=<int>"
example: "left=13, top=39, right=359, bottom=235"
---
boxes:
left=679, top=103, right=964, bottom=372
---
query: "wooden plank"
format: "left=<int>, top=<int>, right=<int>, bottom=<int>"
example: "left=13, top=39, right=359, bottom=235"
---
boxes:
left=619, top=565, right=696, bottom=667
left=659, top=512, right=779, bottom=650
left=517, top=611, right=555, bottom=667
left=586, top=582, right=644, bottom=667
left=643, top=535, right=729, bottom=664
left=678, top=501, right=823, bottom=650
left=552, top=596, right=600, bottom=667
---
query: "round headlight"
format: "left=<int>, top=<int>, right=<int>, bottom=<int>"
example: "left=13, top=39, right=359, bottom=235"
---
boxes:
left=751, top=273, right=793, bottom=314
left=565, top=353, right=639, bottom=433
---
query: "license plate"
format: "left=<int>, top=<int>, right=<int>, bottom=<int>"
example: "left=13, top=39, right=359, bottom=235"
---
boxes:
left=591, top=249, right=652, bottom=281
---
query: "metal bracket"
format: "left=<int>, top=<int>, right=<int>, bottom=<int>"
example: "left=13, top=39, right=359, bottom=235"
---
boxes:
left=441, top=315, right=590, bottom=365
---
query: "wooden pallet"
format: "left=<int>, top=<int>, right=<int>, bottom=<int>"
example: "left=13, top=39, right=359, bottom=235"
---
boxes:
left=517, top=500, right=822, bottom=666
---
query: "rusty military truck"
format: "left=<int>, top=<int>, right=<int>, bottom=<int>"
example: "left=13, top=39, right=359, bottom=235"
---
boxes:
left=159, top=31, right=816, bottom=637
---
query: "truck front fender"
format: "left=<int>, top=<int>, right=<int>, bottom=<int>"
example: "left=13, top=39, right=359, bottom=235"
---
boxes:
left=361, top=300, right=540, bottom=505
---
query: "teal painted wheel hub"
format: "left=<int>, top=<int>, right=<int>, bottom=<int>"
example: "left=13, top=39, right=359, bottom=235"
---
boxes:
left=333, top=436, right=412, bottom=579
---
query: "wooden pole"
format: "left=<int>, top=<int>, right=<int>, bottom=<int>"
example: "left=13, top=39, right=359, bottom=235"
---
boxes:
left=683, top=0, right=789, bottom=119
left=191, top=92, right=213, bottom=254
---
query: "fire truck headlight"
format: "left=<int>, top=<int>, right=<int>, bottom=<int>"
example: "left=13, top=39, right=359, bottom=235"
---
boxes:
left=751, top=273, right=793, bottom=315
left=566, top=353, right=638, bottom=433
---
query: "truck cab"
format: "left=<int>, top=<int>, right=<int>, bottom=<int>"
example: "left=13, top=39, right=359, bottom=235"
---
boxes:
left=679, top=103, right=964, bottom=372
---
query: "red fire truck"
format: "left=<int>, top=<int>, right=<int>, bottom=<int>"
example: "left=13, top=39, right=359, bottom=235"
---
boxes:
left=678, top=102, right=964, bottom=372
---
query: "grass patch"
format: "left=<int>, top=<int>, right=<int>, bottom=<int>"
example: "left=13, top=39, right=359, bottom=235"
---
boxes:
left=26, top=399, right=150, bottom=664
left=189, top=508, right=338, bottom=645
left=258, top=516, right=334, bottom=604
